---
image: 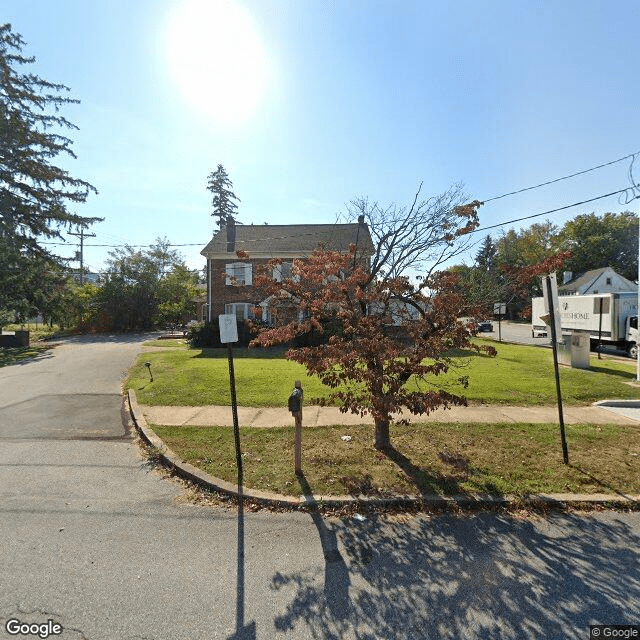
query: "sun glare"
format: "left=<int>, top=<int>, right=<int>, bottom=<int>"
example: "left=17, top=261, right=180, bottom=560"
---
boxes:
left=166, top=0, right=268, bottom=123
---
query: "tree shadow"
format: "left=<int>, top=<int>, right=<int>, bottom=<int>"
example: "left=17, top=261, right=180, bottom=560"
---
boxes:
left=383, top=445, right=481, bottom=497
left=445, top=347, right=496, bottom=359
left=270, top=509, right=640, bottom=638
left=0, top=344, right=56, bottom=367
left=194, top=347, right=287, bottom=360
left=568, top=464, right=635, bottom=498
left=587, top=365, right=636, bottom=380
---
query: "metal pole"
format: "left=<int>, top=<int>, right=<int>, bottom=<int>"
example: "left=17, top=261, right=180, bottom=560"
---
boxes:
left=598, top=297, right=603, bottom=360
left=546, top=275, right=569, bottom=465
left=294, top=382, right=303, bottom=475
left=294, top=412, right=302, bottom=475
left=227, top=342, right=243, bottom=481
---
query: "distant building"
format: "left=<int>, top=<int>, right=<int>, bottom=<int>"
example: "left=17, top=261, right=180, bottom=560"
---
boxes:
left=558, top=267, right=637, bottom=296
left=70, top=270, right=101, bottom=284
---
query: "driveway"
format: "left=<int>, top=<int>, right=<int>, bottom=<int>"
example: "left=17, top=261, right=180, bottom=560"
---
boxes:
left=1, top=334, right=639, bottom=639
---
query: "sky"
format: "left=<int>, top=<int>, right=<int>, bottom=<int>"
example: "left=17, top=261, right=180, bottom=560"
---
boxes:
left=4, top=0, right=640, bottom=275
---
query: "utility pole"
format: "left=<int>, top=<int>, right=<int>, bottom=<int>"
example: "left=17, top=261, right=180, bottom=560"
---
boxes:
left=69, top=228, right=96, bottom=284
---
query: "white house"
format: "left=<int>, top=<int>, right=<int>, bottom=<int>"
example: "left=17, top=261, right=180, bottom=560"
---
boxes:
left=557, top=267, right=637, bottom=296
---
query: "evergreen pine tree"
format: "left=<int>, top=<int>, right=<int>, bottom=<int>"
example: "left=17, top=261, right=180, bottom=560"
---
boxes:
left=475, top=235, right=496, bottom=272
left=0, top=23, right=99, bottom=311
left=206, top=164, right=240, bottom=230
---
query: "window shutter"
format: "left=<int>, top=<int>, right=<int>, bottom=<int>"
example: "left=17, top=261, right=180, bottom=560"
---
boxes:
left=244, top=263, right=252, bottom=286
left=225, top=264, right=233, bottom=285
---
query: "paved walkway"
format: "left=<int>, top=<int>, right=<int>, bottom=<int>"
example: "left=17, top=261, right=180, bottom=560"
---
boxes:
left=140, top=400, right=640, bottom=428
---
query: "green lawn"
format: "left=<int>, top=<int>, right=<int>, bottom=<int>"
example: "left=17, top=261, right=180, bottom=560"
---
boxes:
left=153, top=419, right=640, bottom=497
left=0, top=344, right=56, bottom=367
left=127, top=339, right=640, bottom=407
left=2, top=322, right=64, bottom=342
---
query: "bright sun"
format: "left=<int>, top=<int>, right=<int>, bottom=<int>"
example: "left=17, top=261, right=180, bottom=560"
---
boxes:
left=166, top=0, right=268, bottom=123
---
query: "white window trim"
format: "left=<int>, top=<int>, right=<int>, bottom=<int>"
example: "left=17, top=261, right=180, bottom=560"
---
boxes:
left=225, top=262, right=252, bottom=286
left=273, top=261, right=300, bottom=283
left=224, top=303, right=254, bottom=321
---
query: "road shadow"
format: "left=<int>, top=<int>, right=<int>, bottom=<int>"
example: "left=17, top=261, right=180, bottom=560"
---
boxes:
left=271, top=473, right=352, bottom=633
left=227, top=470, right=256, bottom=640
left=54, top=331, right=161, bottom=345
left=270, top=509, right=640, bottom=638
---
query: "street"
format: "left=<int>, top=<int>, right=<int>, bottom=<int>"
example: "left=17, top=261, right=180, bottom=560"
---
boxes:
left=1, top=334, right=639, bottom=639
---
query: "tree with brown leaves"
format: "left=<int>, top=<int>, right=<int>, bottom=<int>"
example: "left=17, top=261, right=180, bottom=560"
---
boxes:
left=248, top=186, right=493, bottom=450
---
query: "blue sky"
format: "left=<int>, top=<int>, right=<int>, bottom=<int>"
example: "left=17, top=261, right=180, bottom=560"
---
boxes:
left=4, top=0, right=640, bottom=273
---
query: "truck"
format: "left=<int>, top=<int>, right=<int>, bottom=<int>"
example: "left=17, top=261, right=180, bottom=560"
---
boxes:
left=531, top=292, right=639, bottom=357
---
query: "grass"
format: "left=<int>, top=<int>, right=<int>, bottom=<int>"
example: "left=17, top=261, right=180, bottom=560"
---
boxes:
left=0, top=344, right=56, bottom=367
left=2, top=322, right=64, bottom=342
left=127, top=339, right=640, bottom=407
left=128, top=346, right=334, bottom=406
left=152, top=420, right=640, bottom=497
left=143, top=338, right=189, bottom=348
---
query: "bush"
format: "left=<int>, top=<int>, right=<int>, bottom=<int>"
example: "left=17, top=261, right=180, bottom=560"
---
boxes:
left=187, top=320, right=252, bottom=348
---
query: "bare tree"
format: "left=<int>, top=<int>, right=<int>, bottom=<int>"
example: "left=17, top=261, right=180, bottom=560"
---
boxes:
left=343, top=183, right=481, bottom=286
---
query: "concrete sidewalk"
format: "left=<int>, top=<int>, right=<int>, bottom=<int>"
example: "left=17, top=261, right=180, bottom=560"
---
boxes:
left=140, top=400, right=640, bottom=428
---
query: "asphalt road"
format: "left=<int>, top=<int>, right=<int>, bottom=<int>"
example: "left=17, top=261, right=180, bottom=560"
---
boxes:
left=1, top=334, right=639, bottom=639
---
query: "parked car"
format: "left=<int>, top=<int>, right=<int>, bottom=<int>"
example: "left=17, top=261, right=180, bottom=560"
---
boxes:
left=477, top=320, right=493, bottom=332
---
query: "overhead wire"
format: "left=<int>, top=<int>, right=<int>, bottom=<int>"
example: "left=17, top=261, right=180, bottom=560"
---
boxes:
left=480, top=150, right=639, bottom=204
left=471, top=188, right=640, bottom=235
left=33, top=149, right=640, bottom=250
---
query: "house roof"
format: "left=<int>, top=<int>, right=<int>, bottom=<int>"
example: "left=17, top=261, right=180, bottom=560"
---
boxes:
left=200, top=223, right=375, bottom=257
left=558, top=267, right=637, bottom=294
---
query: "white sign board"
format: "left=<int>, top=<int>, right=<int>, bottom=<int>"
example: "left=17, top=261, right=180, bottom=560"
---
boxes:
left=541, top=272, right=563, bottom=343
left=219, top=314, right=238, bottom=344
left=493, top=302, right=507, bottom=315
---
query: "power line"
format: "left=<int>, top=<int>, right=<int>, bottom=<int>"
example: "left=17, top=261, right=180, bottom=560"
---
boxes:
left=481, top=150, right=639, bottom=204
left=36, top=150, right=640, bottom=250
left=471, top=188, right=640, bottom=235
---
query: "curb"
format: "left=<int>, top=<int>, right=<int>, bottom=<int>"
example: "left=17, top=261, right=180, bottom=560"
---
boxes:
left=127, top=390, right=640, bottom=511
left=594, top=399, right=640, bottom=409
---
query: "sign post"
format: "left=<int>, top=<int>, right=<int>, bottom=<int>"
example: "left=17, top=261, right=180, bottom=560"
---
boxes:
left=542, top=274, right=569, bottom=464
left=219, top=314, right=243, bottom=481
left=493, top=302, right=506, bottom=341
left=288, top=381, right=303, bottom=474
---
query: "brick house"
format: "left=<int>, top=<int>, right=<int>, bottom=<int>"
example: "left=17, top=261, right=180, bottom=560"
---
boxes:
left=200, top=219, right=374, bottom=323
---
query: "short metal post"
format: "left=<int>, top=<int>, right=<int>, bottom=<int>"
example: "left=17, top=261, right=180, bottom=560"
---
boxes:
left=292, top=380, right=303, bottom=475
left=294, top=410, right=302, bottom=475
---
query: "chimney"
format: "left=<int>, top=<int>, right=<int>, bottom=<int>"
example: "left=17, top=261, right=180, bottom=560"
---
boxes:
left=357, top=214, right=365, bottom=225
left=226, top=216, right=236, bottom=252
left=563, top=271, right=572, bottom=284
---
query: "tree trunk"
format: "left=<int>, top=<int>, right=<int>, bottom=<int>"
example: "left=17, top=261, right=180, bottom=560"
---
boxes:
left=374, top=418, right=390, bottom=450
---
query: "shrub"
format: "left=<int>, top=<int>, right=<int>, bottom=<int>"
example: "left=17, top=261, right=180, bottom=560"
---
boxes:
left=187, top=320, right=252, bottom=347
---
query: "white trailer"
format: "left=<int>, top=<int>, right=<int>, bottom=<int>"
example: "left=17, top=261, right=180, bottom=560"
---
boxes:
left=531, top=292, right=639, bottom=357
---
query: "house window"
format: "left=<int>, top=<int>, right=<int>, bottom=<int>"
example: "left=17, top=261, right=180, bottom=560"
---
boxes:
left=273, top=261, right=293, bottom=282
left=224, top=303, right=254, bottom=321
left=225, top=262, right=252, bottom=286
left=606, top=277, right=612, bottom=285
